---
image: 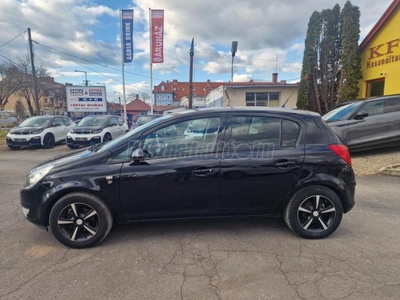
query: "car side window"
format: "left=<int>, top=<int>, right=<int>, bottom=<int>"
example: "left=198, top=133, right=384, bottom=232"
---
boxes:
left=361, top=101, right=384, bottom=116
left=53, top=117, right=64, bottom=126
left=143, top=117, right=221, bottom=159
left=118, top=117, right=124, bottom=126
left=63, top=117, right=71, bottom=126
left=282, top=119, right=300, bottom=147
left=385, top=98, right=400, bottom=113
left=230, top=116, right=281, bottom=149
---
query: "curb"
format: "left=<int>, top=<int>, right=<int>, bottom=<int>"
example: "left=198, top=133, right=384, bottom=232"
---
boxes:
left=379, top=164, right=400, bottom=177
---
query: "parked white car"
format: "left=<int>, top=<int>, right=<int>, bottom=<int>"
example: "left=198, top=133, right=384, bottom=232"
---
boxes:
left=0, top=112, right=18, bottom=128
left=6, top=116, right=76, bottom=149
left=66, top=115, right=128, bottom=149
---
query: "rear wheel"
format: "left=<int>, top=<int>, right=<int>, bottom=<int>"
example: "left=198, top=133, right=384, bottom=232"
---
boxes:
left=103, top=133, right=112, bottom=143
left=284, top=186, right=343, bottom=239
left=49, top=192, right=113, bottom=248
left=43, top=133, right=55, bottom=149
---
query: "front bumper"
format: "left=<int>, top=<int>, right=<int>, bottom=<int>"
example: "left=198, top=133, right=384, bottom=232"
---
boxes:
left=6, top=135, right=42, bottom=147
left=20, top=183, right=50, bottom=228
left=66, top=135, right=102, bottom=147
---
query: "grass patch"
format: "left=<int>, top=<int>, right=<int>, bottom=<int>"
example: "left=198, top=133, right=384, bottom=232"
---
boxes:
left=0, top=128, right=9, bottom=141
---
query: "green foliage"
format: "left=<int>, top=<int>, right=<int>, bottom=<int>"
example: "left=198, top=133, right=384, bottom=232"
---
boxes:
left=297, top=1, right=362, bottom=113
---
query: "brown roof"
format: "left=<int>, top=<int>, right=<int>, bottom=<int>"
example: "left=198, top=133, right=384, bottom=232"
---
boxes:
left=360, top=0, right=400, bottom=50
left=125, top=98, right=150, bottom=111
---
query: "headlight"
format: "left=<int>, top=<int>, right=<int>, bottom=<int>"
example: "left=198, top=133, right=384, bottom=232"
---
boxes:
left=69, top=129, right=74, bottom=134
left=24, top=165, right=54, bottom=188
left=92, top=129, right=103, bottom=134
left=31, top=128, right=44, bottom=134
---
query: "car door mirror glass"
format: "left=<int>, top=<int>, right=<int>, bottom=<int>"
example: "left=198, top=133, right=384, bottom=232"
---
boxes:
left=131, top=148, right=145, bottom=161
left=355, top=111, right=368, bottom=119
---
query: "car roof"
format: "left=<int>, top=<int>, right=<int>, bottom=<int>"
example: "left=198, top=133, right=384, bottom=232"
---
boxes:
left=172, top=106, right=320, bottom=119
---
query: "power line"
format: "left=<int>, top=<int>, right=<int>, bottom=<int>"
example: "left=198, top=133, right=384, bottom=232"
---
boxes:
left=0, top=30, right=27, bottom=49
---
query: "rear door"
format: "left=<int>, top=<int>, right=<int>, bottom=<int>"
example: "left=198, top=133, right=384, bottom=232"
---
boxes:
left=385, top=96, right=400, bottom=145
left=219, top=113, right=305, bottom=214
left=347, top=99, right=389, bottom=149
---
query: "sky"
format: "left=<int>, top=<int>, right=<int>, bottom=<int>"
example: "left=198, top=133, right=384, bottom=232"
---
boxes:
left=0, top=0, right=394, bottom=103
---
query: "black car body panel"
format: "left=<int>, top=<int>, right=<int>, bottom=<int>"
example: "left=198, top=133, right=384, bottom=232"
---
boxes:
left=20, top=107, right=356, bottom=246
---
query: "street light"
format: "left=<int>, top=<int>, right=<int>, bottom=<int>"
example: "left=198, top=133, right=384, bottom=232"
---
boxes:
left=231, top=41, right=238, bottom=83
left=74, top=70, right=88, bottom=86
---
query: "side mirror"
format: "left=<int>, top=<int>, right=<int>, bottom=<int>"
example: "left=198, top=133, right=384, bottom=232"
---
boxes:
left=354, top=111, right=368, bottom=119
left=131, top=148, right=145, bottom=161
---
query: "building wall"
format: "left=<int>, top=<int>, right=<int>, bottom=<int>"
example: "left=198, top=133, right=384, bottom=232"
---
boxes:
left=222, top=86, right=298, bottom=108
left=359, top=5, right=400, bottom=97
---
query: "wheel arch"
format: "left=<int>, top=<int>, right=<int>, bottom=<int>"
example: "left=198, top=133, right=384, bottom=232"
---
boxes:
left=280, top=181, right=351, bottom=214
left=44, top=187, right=116, bottom=227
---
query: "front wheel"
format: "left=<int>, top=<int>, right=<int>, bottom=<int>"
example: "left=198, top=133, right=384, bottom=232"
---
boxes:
left=284, top=186, right=343, bottom=239
left=49, top=192, right=113, bottom=248
left=103, top=133, right=112, bottom=143
left=43, top=133, right=55, bottom=149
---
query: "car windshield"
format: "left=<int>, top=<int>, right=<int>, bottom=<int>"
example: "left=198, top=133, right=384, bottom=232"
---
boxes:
left=19, top=117, right=51, bottom=128
left=97, top=114, right=174, bottom=153
left=78, top=116, right=109, bottom=127
left=322, top=103, right=362, bottom=123
left=135, top=115, right=160, bottom=126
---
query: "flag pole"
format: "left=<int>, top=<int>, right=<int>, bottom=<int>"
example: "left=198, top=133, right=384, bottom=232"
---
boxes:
left=149, top=8, right=154, bottom=114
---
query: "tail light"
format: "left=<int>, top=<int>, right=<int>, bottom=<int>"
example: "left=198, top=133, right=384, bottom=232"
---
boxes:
left=329, top=144, right=352, bottom=166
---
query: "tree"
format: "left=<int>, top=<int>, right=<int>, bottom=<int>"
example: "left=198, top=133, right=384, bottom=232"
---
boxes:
left=15, top=100, right=26, bottom=121
left=297, top=11, right=321, bottom=111
left=15, top=56, right=52, bottom=115
left=338, top=1, right=362, bottom=102
left=297, top=1, right=362, bottom=114
left=0, top=62, right=18, bottom=110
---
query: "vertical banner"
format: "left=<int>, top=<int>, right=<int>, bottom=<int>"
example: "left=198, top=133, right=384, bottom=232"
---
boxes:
left=151, top=9, right=164, bottom=63
left=121, top=9, right=134, bottom=63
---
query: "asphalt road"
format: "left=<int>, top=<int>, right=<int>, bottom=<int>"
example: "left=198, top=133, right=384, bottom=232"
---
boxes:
left=0, top=145, right=400, bottom=300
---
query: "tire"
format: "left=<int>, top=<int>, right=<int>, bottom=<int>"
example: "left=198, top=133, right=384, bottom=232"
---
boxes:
left=103, top=133, right=112, bottom=143
left=43, top=133, right=55, bottom=149
left=67, top=144, right=79, bottom=149
left=49, top=192, right=113, bottom=248
left=284, top=186, right=343, bottom=239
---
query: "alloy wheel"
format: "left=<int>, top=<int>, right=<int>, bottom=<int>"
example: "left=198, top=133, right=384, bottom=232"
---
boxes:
left=297, top=195, right=336, bottom=233
left=57, top=202, right=100, bottom=242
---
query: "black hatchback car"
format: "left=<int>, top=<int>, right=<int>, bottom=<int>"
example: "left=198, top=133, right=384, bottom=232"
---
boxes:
left=20, top=107, right=355, bottom=248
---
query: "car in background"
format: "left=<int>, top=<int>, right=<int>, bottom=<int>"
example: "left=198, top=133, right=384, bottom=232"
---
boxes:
left=322, top=95, right=400, bottom=152
left=66, top=115, right=128, bottom=149
left=6, top=116, right=75, bottom=149
left=0, top=112, right=18, bottom=128
left=130, top=114, right=161, bottom=130
left=20, top=107, right=355, bottom=248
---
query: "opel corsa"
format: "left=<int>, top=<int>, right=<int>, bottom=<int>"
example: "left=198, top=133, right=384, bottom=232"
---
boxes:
left=20, top=108, right=356, bottom=248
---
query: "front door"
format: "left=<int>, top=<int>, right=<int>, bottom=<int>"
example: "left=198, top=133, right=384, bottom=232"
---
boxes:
left=118, top=115, right=225, bottom=220
left=220, top=114, right=304, bottom=214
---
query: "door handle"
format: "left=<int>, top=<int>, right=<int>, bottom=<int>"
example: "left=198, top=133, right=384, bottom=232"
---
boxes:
left=273, top=161, right=295, bottom=169
left=191, top=169, right=214, bottom=177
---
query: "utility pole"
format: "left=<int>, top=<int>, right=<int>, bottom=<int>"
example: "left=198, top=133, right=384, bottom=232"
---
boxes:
left=231, top=41, right=238, bottom=83
left=188, top=38, right=194, bottom=109
left=28, top=28, right=39, bottom=115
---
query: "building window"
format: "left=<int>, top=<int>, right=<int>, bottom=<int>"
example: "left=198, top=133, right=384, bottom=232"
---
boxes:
left=245, top=92, right=280, bottom=107
left=367, top=79, right=384, bottom=97
left=161, top=85, right=165, bottom=91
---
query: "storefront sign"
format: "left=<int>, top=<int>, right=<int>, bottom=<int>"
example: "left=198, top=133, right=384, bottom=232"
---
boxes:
left=367, top=38, right=400, bottom=68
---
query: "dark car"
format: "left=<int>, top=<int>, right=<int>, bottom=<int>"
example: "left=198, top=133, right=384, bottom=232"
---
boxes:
left=130, top=114, right=161, bottom=130
left=322, top=95, right=400, bottom=151
left=20, top=107, right=355, bottom=248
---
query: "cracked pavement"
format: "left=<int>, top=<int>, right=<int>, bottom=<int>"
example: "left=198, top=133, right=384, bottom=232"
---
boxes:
left=1, top=145, right=400, bottom=300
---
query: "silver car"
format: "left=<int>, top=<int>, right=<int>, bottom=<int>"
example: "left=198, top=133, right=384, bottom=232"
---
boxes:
left=0, top=112, right=17, bottom=127
left=322, top=95, right=400, bottom=151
